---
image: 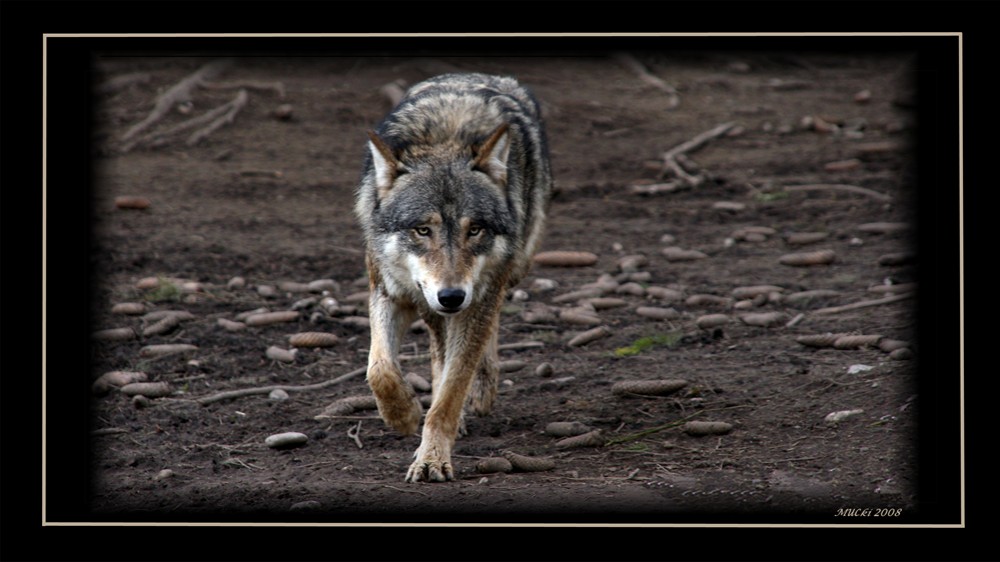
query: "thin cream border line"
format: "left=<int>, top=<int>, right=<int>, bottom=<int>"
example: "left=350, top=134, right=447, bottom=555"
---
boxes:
left=41, top=33, right=48, bottom=528
left=958, top=32, right=965, bottom=529
left=41, top=32, right=963, bottom=529
left=42, top=32, right=960, bottom=37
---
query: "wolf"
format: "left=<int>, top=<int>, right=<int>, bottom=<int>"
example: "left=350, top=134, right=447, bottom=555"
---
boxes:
left=354, top=73, right=552, bottom=482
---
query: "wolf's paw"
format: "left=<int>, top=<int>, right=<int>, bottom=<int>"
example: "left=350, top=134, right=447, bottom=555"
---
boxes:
left=405, top=439, right=454, bottom=482
left=373, top=387, right=423, bottom=436
left=405, top=456, right=454, bottom=483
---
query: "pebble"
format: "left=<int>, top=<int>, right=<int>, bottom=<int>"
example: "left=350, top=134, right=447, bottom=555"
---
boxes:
left=696, top=314, right=730, bottom=329
left=245, top=310, right=299, bottom=326
left=265, top=432, right=309, bottom=449
left=779, top=249, right=836, bottom=266
left=269, top=389, right=290, bottom=401
left=93, top=327, right=136, bottom=342
left=511, top=289, right=530, bottom=302
left=290, top=500, right=323, bottom=512
left=635, top=306, right=680, bottom=320
left=559, top=309, right=602, bottom=326
left=585, top=297, right=629, bottom=310
left=568, top=326, right=612, bottom=347
left=535, top=362, right=554, bottom=378
left=740, top=312, right=787, bottom=327
left=857, top=222, right=909, bottom=234
left=659, top=234, right=676, bottom=245
left=685, top=294, right=732, bottom=308
left=661, top=247, right=709, bottom=261
left=889, top=348, right=913, bottom=360
left=120, top=381, right=171, bottom=398
left=227, top=276, right=246, bottom=290
left=112, top=302, right=146, bottom=315
left=114, top=196, right=151, bottom=210
left=552, top=288, right=604, bottom=304
left=256, top=285, right=277, bottom=298
left=731, top=285, right=784, bottom=299
left=273, top=104, right=294, bottom=120
left=783, top=290, right=840, bottom=306
left=785, top=232, right=830, bottom=245
left=93, top=371, right=148, bottom=394
left=499, top=360, right=527, bottom=373
left=266, top=346, right=298, bottom=362
left=617, top=254, right=648, bottom=272
left=645, top=286, right=684, bottom=302
left=854, top=89, right=872, bottom=103
left=615, top=282, right=646, bottom=296
left=217, top=318, right=246, bottom=331
left=544, top=421, right=593, bottom=437
left=153, top=469, right=174, bottom=481
left=405, top=372, right=432, bottom=392
left=612, top=379, right=688, bottom=397
left=531, top=278, right=559, bottom=292
left=682, top=421, right=733, bottom=436
left=823, top=158, right=862, bottom=172
left=712, top=201, right=746, bottom=212
left=139, top=344, right=198, bottom=358
left=308, top=279, right=340, bottom=293
left=533, top=251, right=599, bottom=267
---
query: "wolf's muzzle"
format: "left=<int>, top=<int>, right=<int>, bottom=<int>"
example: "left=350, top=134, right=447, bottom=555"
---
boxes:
left=436, top=288, right=467, bottom=312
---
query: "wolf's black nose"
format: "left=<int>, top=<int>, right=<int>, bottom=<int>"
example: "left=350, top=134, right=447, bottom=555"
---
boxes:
left=437, top=288, right=466, bottom=310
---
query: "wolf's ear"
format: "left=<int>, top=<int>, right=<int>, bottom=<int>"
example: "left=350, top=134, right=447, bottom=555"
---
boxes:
left=367, top=130, right=398, bottom=196
left=473, top=123, right=510, bottom=186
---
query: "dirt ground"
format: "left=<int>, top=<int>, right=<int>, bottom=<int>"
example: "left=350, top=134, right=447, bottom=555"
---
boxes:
left=58, top=42, right=960, bottom=532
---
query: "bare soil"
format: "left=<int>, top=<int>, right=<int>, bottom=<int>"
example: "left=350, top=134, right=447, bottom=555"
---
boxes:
left=54, top=45, right=959, bottom=533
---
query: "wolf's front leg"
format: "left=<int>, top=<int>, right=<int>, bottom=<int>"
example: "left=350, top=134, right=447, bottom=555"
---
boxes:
left=366, top=290, right=422, bottom=435
left=406, top=297, right=502, bottom=482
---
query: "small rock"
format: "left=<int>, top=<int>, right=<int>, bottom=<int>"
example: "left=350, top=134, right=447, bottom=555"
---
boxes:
left=847, top=364, right=874, bottom=375
left=535, top=362, right=554, bottom=378
left=290, top=500, right=323, bottom=512
left=153, top=469, right=174, bottom=481
left=696, top=314, right=730, bottom=329
left=273, top=104, right=294, bottom=120
left=269, top=389, right=290, bottom=401
left=227, top=276, right=246, bottom=290
left=854, top=89, right=872, bottom=103
left=405, top=372, right=432, bottom=392
left=265, top=432, right=309, bottom=449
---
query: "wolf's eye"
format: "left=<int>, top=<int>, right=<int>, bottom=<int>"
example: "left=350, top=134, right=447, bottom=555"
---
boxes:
left=414, top=226, right=431, bottom=237
left=468, top=225, right=483, bottom=237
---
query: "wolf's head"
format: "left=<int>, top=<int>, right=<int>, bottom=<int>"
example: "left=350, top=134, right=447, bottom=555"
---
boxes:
left=361, top=124, right=517, bottom=315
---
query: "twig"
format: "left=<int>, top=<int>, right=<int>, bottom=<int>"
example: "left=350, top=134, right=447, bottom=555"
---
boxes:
left=91, top=427, right=129, bottom=436
left=613, top=52, right=680, bottom=108
left=812, top=293, right=913, bottom=316
left=658, top=122, right=737, bottom=187
left=123, top=90, right=247, bottom=152
left=200, top=79, right=285, bottom=98
left=121, top=59, right=232, bottom=141
left=497, top=341, right=546, bottom=351
left=187, top=89, right=248, bottom=146
left=664, top=122, right=737, bottom=161
left=783, top=184, right=891, bottom=202
left=196, top=366, right=366, bottom=405
left=604, top=411, right=704, bottom=446
left=347, top=421, right=364, bottom=449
